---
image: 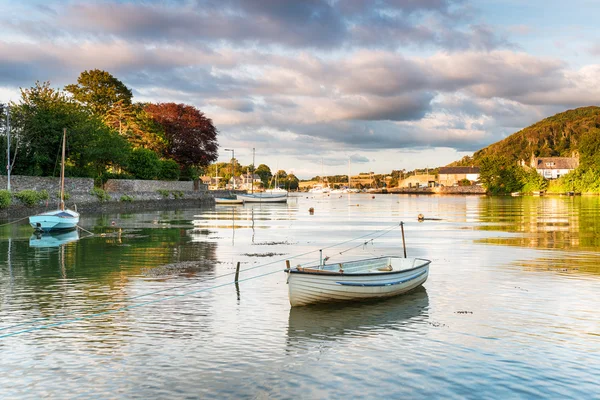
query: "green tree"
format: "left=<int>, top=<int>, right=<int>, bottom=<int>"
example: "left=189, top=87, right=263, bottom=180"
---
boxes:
left=127, top=148, right=161, bottom=180
left=11, top=81, right=130, bottom=177
left=255, top=164, right=272, bottom=187
left=65, top=70, right=133, bottom=115
left=479, top=155, right=524, bottom=194
left=285, top=173, right=299, bottom=191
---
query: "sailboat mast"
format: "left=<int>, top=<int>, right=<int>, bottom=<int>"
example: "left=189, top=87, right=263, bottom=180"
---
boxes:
left=6, top=104, right=10, bottom=191
left=60, top=128, right=66, bottom=211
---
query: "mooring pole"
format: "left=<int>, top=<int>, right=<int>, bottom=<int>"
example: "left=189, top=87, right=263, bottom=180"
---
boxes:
left=234, top=261, right=240, bottom=283
left=400, top=222, right=407, bottom=258
left=6, top=104, right=10, bottom=191
left=320, top=249, right=323, bottom=267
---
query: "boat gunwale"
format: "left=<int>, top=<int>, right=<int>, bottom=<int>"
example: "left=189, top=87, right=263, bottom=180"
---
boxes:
left=285, top=257, right=431, bottom=277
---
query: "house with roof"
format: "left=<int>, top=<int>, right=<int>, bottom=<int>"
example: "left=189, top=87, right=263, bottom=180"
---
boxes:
left=437, top=167, right=480, bottom=186
left=530, top=155, right=579, bottom=179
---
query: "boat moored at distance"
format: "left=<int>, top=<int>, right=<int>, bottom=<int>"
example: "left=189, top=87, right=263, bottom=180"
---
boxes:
left=237, top=192, right=288, bottom=203
left=215, top=196, right=244, bottom=205
left=285, top=256, right=430, bottom=307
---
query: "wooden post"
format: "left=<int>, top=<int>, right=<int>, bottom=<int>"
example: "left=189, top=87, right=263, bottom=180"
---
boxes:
left=285, top=260, right=291, bottom=270
left=234, top=261, right=240, bottom=282
left=400, top=222, right=407, bottom=258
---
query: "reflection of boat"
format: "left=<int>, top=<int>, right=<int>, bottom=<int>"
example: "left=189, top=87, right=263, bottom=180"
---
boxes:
left=237, top=193, right=287, bottom=203
left=511, top=192, right=521, bottom=197
left=215, top=196, right=244, bottom=205
left=29, top=128, right=80, bottom=231
left=285, top=256, right=430, bottom=306
left=287, top=287, right=429, bottom=341
left=29, top=230, right=80, bottom=248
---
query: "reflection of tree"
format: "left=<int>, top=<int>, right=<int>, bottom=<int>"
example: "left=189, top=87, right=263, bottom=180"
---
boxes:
left=477, top=196, right=600, bottom=251
left=0, top=217, right=218, bottom=343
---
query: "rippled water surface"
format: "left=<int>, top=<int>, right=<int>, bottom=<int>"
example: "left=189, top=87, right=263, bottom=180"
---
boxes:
left=1, top=194, right=599, bottom=398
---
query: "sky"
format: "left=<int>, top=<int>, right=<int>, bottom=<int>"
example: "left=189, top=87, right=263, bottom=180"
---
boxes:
left=0, top=0, right=599, bottom=179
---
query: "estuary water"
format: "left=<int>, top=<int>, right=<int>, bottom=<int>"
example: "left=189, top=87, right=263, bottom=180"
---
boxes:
left=0, top=194, right=599, bottom=399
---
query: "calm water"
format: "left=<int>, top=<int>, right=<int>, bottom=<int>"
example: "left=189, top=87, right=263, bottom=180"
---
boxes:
left=0, top=194, right=599, bottom=399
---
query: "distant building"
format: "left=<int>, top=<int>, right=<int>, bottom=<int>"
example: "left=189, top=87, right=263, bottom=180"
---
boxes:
left=530, top=156, right=579, bottom=179
left=399, top=174, right=437, bottom=188
left=438, top=167, right=480, bottom=186
left=229, top=173, right=261, bottom=190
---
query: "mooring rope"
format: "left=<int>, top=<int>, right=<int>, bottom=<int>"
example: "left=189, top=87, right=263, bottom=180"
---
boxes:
left=0, top=215, right=30, bottom=228
left=0, top=221, right=405, bottom=338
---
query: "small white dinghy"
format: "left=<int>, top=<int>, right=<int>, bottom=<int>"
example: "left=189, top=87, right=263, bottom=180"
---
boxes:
left=285, top=256, right=430, bottom=307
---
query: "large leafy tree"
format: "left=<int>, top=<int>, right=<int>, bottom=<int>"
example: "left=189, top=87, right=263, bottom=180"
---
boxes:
left=12, top=81, right=130, bottom=177
left=104, top=100, right=166, bottom=153
left=65, top=69, right=133, bottom=115
left=144, top=103, right=218, bottom=168
left=479, top=155, right=524, bottom=195
left=255, top=164, right=272, bottom=187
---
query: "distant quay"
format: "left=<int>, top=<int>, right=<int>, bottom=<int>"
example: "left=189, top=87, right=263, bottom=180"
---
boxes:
left=0, top=175, right=217, bottom=219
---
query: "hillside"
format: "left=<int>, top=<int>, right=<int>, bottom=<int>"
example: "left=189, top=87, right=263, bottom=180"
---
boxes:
left=452, top=106, right=600, bottom=166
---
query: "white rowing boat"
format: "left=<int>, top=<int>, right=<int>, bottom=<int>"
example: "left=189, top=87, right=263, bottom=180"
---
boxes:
left=237, top=193, right=287, bottom=203
left=285, top=256, right=430, bottom=307
left=215, top=197, right=244, bottom=205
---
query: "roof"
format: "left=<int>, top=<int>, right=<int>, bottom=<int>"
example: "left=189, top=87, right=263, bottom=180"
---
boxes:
left=438, top=167, right=480, bottom=174
left=534, top=157, right=579, bottom=170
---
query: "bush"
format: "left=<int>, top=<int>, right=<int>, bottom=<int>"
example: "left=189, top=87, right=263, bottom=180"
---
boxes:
left=55, top=191, right=71, bottom=201
left=0, top=190, right=11, bottom=209
left=157, top=189, right=170, bottom=198
left=95, top=171, right=135, bottom=187
left=120, top=194, right=134, bottom=202
left=159, top=159, right=181, bottom=181
left=91, top=187, right=111, bottom=202
left=172, top=190, right=184, bottom=199
left=14, top=190, right=48, bottom=207
left=458, top=178, right=472, bottom=186
left=128, top=148, right=160, bottom=180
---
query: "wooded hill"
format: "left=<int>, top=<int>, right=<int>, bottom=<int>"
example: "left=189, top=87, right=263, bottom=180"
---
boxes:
left=451, top=106, right=600, bottom=166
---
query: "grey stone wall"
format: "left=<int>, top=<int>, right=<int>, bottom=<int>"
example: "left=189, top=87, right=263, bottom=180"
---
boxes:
left=0, top=175, right=94, bottom=193
left=104, top=179, right=206, bottom=193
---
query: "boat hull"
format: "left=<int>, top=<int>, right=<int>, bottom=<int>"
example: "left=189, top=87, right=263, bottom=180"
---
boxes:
left=286, top=257, right=430, bottom=307
left=29, top=209, right=80, bottom=232
left=215, top=197, right=244, bottom=205
left=237, top=193, right=288, bottom=203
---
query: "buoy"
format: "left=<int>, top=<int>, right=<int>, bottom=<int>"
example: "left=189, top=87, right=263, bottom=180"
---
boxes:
left=372, top=195, right=375, bottom=199
left=309, top=207, right=314, bottom=214
left=418, top=213, right=424, bottom=221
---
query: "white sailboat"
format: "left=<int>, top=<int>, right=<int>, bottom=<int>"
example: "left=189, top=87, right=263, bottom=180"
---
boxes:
left=29, top=128, right=80, bottom=232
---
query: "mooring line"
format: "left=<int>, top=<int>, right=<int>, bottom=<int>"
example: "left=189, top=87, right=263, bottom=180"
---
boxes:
left=0, top=216, right=30, bottom=228
left=0, top=221, right=404, bottom=337
left=0, top=267, right=284, bottom=339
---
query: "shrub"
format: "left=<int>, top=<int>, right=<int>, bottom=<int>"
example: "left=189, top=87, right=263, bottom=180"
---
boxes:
left=95, top=171, right=135, bottom=187
left=458, top=178, right=472, bottom=186
left=0, top=190, right=11, bottom=209
left=159, top=159, right=181, bottom=181
left=120, top=194, right=134, bottom=202
left=55, top=191, right=71, bottom=201
left=157, top=189, right=170, bottom=198
left=91, top=187, right=111, bottom=202
left=172, top=190, right=184, bottom=199
left=128, top=148, right=160, bottom=180
left=14, top=190, right=47, bottom=207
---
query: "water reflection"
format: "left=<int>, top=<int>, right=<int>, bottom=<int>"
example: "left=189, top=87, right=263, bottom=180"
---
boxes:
left=29, top=230, right=80, bottom=248
left=287, top=287, right=429, bottom=345
left=476, top=196, right=600, bottom=250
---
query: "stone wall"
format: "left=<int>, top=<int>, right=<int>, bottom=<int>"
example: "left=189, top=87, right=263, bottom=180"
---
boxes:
left=434, top=185, right=486, bottom=195
left=104, top=179, right=206, bottom=193
left=0, top=175, right=94, bottom=193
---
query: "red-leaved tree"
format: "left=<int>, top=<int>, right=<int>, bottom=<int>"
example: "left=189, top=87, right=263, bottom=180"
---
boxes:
left=144, top=103, right=219, bottom=169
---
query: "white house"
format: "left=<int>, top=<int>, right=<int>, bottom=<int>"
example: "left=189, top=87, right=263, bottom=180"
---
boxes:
left=531, top=156, right=579, bottom=179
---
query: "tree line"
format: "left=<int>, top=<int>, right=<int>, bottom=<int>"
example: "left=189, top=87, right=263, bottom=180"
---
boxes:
left=0, top=70, right=218, bottom=183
